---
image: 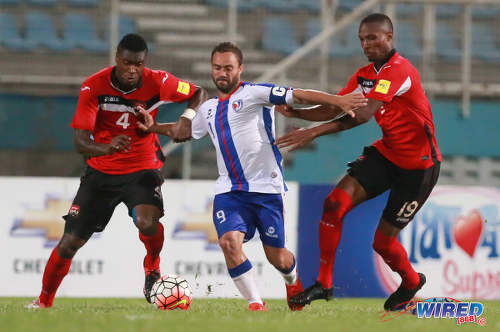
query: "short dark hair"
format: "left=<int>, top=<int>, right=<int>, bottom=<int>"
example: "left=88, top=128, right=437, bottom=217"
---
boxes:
left=211, top=42, right=243, bottom=65
left=360, top=13, right=393, bottom=32
left=117, top=33, right=148, bottom=54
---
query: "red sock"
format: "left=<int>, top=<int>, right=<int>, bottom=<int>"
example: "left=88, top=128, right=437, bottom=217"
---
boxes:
left=373, top=228, right=419, bottom=289
left=317, top=188, right=353, bottom=289
left=39, top=247, right=72, bottom=307
left=139, top=222, right=164, bottom=274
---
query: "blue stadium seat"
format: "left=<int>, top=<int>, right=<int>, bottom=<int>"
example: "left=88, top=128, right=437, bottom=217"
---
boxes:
left=436, top=4, right=461, bottom=18
left=205, top=0, right=256, bottom=12
left=395, top=22, right=422, bottom=59
left=337, top=0, right=363, bottom=12
left=63, top=13, right=108, bottom=53
left=262, top=18, right=300, bottom=55
left=435, top=21, right=462, bottom=61
left=27, top=0, right=58, bottom=7
left=306, top=20, right=359, bottom=58
left=26, top=12, right=74, bottom=52
left=294, top=0, right=321, bottom=13
left=258, top=0, right=299, bottom=13
left=395, top=4, right=422, bottom=18
left=0, top=0, right=22, bottom=6
left=471, top=23, right=500, bottom=62
left=472, top=6, right=500, bottom=20
left=0, top=13, right=36, bottom=52
left=66, top=0, right=98, bottom=7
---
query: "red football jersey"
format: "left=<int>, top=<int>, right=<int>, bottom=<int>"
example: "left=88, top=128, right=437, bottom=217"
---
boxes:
left=338, top=52, right=441, bottom=170
left=71, top=66, right=196, bottom=174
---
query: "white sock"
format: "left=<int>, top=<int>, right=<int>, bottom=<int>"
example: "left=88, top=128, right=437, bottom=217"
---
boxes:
left=280, top=263, right=298, bottom=285
left=232, top=268, right=262, bottom=304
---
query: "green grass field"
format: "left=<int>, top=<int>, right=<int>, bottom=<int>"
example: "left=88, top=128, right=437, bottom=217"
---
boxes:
left=1, top=298, right=499, bottom=332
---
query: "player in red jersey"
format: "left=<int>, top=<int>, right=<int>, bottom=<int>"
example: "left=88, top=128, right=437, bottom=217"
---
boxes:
left=26, top=34, right=207, bottom=308
left=275, top=14, right=441, bottom=311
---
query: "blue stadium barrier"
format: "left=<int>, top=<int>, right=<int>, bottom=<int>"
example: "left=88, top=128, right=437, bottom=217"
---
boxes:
left=26, top=0, right=58, bottom=7
left=262, top=18, right=300, bottom=55
left=0, top=0, right=21, bottom=6
left=63, top=13, right=108, bottom=53
left=259, top=0, right=299, bottom=13
left=471, top=23, right=500, bottom=62
left=105, top=15, right=138, bottom=42
left=25, top=12, right=73, bottom=52
left=0, top=13, right=37, bottom=52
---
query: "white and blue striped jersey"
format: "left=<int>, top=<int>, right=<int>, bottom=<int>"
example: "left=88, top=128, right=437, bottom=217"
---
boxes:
left=192, top=81, right=294, bottom=195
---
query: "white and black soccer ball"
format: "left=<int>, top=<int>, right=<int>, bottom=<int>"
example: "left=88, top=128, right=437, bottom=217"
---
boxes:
left=149, top=275, right=193, bottom=310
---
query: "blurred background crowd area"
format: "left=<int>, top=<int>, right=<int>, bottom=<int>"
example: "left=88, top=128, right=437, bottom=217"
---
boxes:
left=0, top=0, right=499, bottom=186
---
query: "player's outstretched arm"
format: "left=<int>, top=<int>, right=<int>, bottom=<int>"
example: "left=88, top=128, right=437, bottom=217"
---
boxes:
left=74, top=129, right=131, bottom=157
left=276, top=104, right=347, bottom=122
left=275, top=98, right=383, bottom=151
left=171, top=86, right=208, bottom=143
left=136, top=106, right=175, bottom=138
left=292, top=89, right=367, bottom=115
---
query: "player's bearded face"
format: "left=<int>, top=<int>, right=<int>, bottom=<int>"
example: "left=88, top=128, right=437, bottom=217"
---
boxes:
left=358, top=22, right=393, bottom=63
left=211, top=52, right=243, bottom=94
left=115, top=50, right=146, bottom=89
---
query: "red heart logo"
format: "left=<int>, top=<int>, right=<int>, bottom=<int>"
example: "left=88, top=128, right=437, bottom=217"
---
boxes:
left=453, top=209, right=484, bottom=258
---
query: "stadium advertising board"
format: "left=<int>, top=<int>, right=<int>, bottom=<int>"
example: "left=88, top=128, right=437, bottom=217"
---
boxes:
left=0, top=177, right=299, bottom=299
left=298, top=185, right=500, bottom=299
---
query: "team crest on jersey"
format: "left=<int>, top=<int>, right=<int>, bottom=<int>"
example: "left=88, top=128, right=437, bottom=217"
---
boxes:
left=232, top=99, right=243, bottom=112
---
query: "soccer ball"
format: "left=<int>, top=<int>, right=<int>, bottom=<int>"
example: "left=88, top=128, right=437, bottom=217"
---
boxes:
left=149, top=275, right=193, bottom=310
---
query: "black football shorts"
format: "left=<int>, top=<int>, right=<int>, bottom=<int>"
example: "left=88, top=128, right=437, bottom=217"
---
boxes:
left=347, top=146, right=440, bottom=228
left=63, top=166, right=164, bottom=240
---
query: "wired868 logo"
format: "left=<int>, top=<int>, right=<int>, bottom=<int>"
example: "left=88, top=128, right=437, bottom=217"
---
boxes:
left=381, top=298, right=486, bottom=326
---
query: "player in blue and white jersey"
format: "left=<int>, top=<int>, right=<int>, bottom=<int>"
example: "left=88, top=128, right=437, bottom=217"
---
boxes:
left=137, top=42, right=367, bottom=311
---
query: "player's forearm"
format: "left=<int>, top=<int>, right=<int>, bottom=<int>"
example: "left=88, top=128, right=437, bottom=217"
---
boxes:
left=74, top=131, right=112, bottom=157
left=187, top=86, right=208, bottom=110
left=292, top=89, right=344, bottom=108
left=311, top=115, right=365, bottom=138
left=151, top=123, right=176, bottom=138
left=291, top=105, right=344, bottom=121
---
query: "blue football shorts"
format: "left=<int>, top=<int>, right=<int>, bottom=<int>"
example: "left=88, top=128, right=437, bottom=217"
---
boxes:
left=212, top=191, right=285, bottom=248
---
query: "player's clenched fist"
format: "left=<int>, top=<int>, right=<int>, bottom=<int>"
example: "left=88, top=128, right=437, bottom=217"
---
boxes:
left=107, top=135, right=131, bottom=154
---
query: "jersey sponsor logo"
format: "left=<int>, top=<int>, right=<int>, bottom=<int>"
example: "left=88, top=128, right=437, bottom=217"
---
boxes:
left=177, top=81, right=191, bottom=95
left=357, top=77, right=377, bottom=89
left=162, top=73, right=169, bottom=84
left=98, top=95, right=161, bottom=113
left=232, top=99, right=243, bottom=112
left=375, top=79, right=391, bottom=94
left=81, top=86, right=91, bottom=92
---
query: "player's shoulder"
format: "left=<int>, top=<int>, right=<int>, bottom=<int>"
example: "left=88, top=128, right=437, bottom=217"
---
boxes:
left=242, top=81, right=275, bottom=89
left=83, top=66, right=113, bottom=86
left=388, top=52, right=417, bottom=72
left=199, top=97, right=218, bottom=112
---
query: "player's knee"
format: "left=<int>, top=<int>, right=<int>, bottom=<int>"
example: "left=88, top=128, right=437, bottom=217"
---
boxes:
left=372, top=237, right=392, bottom=256
left=218, top=236, right=241, bottom=257
left=268, top=254, right=289, bottom=271
left=57, top=238, right=84, bottom=258
left=322, top=188, right=353, bottom=225
left=135, top=216, right=156, bottom=234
